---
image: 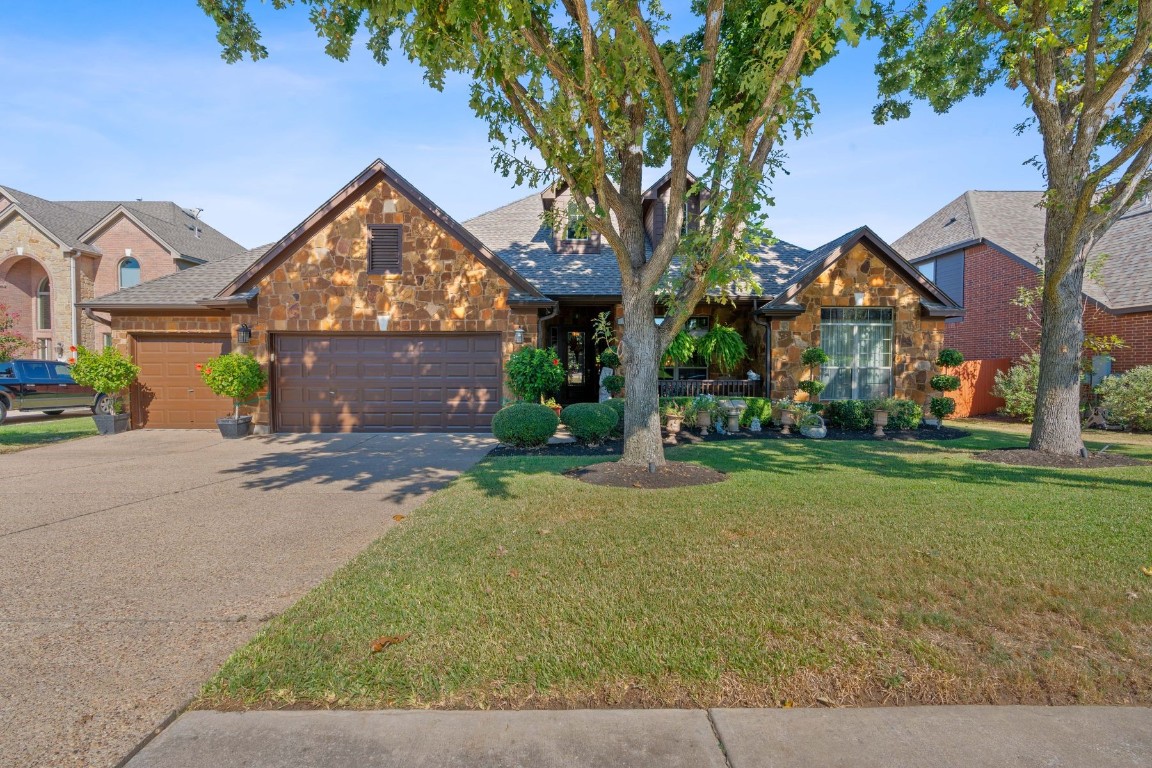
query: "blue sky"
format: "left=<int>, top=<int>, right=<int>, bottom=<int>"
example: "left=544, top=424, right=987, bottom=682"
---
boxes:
left=0, top=2, right=1043, bottom=251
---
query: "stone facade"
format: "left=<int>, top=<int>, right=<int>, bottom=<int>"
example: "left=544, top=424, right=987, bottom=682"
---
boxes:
left=0, top=214, right=72, bottom=357
left=769, top=242, right=945, bottom=405
left=111, top=176, right=539, bottom=427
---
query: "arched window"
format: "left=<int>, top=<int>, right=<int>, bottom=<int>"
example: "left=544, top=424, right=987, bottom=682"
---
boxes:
left=36, top=278, right=51, bottom=330
left=119, top=258, right=141, bottom=289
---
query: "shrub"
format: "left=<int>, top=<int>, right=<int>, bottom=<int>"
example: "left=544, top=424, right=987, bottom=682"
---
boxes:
left=598, top=348, right=620, bottom=369
left=70, top=345, right=140, bottom=413
left=1096, top=365, right=1152, bottom=431
left=936, top=348, right=965, bottom=369
left=738, top=397, right=773, bottom=427
left=201, top=352, right=267, bottom=420
left=929, top=374, right=961, bottom=393
left=491, top=402, right=559, bottom=447
left=822, top=399, right=872, bottom=430
left=797, top=379, right=826, bottom=399
left=885, top=399, right=923, bottom=430
left=800, top=347, right=830, bottom=368
left=506, top=346, right=565, bottom=403
left=561, top=402, right=618, bottom=444
left=929, top=396, right=957, bottom=420
left=604, top=397, right=626, bottom=437
left=993, top=354, right=1040, bottom=422
left=602, top=374, right=625, bottom=396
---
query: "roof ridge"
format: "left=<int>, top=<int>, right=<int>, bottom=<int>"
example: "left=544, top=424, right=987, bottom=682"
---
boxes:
left=462, top=191, right=541, bottom=225
left=963, top=190, right=982, bottom=240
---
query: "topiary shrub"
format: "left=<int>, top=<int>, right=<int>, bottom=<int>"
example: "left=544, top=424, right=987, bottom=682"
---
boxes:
left=929, top=374, right=961, bottom=393
left=603, top=397, right=626, bottom=437
left=506, top=346, right=565, bottom=403
left=993, top=354, right=1040, bottom=422
left=937, top=348, right=965, bottom=369
left=491, top=402, right=559, bottom=447
left=602, top=374, right=625, bottom=397
left=1096, top=365, right=1152, bottom=431
left=200, top=352, right=267, bottom=420
left=71, top=345, right=140, bottom=414
left=598, top=348, right=620, bottom=369
left=560, top=402, right=618, bottom=444
left=929, top=396, right=957, bottom=420
left=822, top=399, right=872, bottom=430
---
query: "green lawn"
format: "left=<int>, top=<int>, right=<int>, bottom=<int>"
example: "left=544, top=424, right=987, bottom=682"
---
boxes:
left=0, top=415, right=97, bottom=453
left=199, top=423, right=1152, bottom=710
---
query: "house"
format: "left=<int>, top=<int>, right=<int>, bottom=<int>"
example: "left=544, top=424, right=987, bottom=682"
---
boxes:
left=83, top=159, right=962, bottom=432
left=895, top=190, right=1152, bottom=374
left=0, top=185, right=243, bottom=358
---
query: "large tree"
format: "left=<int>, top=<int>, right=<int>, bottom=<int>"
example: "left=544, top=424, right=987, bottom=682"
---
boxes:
left=875, top=0, right=1152, bottom=456
left=199, top=0, right=871, bottom=466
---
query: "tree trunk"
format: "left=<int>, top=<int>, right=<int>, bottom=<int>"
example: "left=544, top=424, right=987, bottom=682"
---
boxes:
left=1029, top=251, right=1087, bottom=456
left=620, top=289, right=666, bottom=467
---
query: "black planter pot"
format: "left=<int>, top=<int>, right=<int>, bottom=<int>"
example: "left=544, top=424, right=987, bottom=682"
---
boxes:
left=93, top=413, right=131, bottom=435
left=216, top=416, right=253, bottom=439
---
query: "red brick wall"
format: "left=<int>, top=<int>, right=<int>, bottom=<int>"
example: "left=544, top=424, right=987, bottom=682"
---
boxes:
left=941, top=244, right=1037, bottom=361
left=89, top=216, right=180, bottom=345
left=1084, top=304, right=1152, bottom=373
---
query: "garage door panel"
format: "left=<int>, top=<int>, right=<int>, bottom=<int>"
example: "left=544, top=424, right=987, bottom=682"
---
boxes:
left=134, top=336, right=231, bottom=429
left=275, top=333, right=500, bottom=433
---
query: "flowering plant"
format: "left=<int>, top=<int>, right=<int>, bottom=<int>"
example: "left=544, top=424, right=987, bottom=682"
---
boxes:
left=69, top=345, right=140, bottom=414
left=200, top=352, right=267, bottom=420
left=505, top=346, right=565, bottom=403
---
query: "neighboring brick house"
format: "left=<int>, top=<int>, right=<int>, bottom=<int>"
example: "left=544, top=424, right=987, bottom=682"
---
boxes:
left=0, top=185, right=242, bottom=358
left=84, top=159, right=961, bottom=433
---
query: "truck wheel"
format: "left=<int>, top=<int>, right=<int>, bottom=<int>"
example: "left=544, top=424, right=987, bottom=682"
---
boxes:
left=43, top=410, right=65, bottom=416
left=92, top=395, right=113, bottom=415
left=0, top=401, right=7, bottom=424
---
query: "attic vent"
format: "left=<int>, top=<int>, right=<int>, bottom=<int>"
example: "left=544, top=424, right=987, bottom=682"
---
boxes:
left=368, top=224, right=402, bottom=274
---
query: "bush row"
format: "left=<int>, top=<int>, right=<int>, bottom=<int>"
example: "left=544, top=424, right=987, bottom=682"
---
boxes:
left=492, top=400, right=623, bottom=447
left=822, top=398, right=922, bottom=430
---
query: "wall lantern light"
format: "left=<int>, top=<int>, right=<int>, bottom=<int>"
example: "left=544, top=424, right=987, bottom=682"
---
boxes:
left=377, top=314, right=392, bottom=332
left=236, top=323, right=252, bottom=345
left=853, top=291, right=866, bottom=306
left=513, top=327, right=525, bottom=344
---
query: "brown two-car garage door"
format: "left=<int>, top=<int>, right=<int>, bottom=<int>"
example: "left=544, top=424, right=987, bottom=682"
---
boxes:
left=133, top=336, right=231, bottom=429
left=274, top=334, right=501, bottom=433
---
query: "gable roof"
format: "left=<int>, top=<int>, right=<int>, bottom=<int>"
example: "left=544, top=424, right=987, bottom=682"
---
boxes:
left=80, top=246, right=273, bottom=310
left=757, top=226, right=964, bottom=318
left=0, top=184, right=243, bottom=262
left=894, top=190, right=1152, bottom=312
left=220, top=159, right=545, bottom=301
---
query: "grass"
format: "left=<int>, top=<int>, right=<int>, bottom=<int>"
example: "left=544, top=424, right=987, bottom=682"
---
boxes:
left=198, top=421, right=1152, bottom=710
left=0, top=415, right=97, bottom=453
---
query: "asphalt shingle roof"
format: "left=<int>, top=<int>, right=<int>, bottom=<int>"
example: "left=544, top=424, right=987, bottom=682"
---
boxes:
left=894, top=190, right=1152, bottom=310
left=463, top=192, right=813, bottom=299
left=84, top=246, right=272, bottom=307
left=0, top=185, right=243, bottom=262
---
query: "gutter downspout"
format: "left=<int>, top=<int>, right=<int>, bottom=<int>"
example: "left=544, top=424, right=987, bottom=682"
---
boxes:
left=537, top=301, right=560, bottom=348
left=68, top=251, right=79, bottom=352
left=752, top=300, right=771, bottom=399
left=84, top=308, right=113, bottom=327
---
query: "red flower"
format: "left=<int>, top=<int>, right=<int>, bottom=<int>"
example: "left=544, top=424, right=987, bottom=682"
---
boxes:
left=205, top=368, right=212, bottom=375
left=195, top=364, right=203, bottom=372
left=67, top=357, right=75, bottom=365
left=552, top=359, right=560, bottom=366
left=69, top=345, right=77, bottom=352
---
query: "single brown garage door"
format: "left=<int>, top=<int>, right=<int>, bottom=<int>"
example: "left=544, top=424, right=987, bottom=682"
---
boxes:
left=274, top=334, right=502, bottom=433
left=133, top=336, right=231, bottom=429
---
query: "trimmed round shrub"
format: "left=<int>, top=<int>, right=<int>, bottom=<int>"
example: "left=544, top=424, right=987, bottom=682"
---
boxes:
left=491, top=402, right=559, bottom=448
left=930, top=374, right=961, bottom=393
left=800, top=346, right=830, bottom=367
left=822, top=399, right=872, bottom=430
left=561, top=402, right=618, bottom=444
left=1096, top=365, right=1152, bottom=431
left=929, top=396, right=957, bottom=420
left=602, top=374, right=625, bottom=396
left=598, top=348, right=620, bottom=368
left=936, top=348, right=964, bottom=369
left=603, top=397, right=626, bottom=437
left=886, top=399, right=924, bottom=430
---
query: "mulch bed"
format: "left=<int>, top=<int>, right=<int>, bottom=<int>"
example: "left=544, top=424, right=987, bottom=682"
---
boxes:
left=974, top=448, right=1150, bottom=469
left=488, top=425, right=972, bottom=458
left=565, top=460, right=726, bottom=489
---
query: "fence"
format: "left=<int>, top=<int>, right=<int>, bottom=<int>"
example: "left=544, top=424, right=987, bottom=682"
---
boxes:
left=953, top=358, right=1012, bottom=417
left=657, top=379, right=764, bottom=398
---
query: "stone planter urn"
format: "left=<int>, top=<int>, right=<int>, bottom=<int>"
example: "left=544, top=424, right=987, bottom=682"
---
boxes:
left=664, top=415, right=683, bottom=445
left=780, top=409, right=795, bottom=435
left=724, top=402, right=744, bottom=434
left=93, top=413, right=130, bottom=435
left=217, top=415, right=253, bottom=439
left=695, top=409, right=711, bottom=435
left=872, top=409, right=889, bottom=438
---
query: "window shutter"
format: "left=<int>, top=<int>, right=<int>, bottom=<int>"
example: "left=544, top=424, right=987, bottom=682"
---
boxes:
left=368, top=225, right=402, bottom=274
left=934, top=251, right=964, bottom=306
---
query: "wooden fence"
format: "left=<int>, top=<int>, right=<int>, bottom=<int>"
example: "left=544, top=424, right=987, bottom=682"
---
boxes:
left=953, top=358, right=1012, bottom=417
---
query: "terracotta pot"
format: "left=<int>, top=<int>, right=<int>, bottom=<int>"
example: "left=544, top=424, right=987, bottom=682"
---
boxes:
left=549, top=405, right=562, bottom=417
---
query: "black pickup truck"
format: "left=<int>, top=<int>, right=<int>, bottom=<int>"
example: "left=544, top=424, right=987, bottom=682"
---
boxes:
left=0, top=359, right=106, bottom=424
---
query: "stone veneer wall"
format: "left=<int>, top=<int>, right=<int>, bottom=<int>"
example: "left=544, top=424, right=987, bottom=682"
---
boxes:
left=0, top=215, right=72, bottom=354
left=111, top=176, right=540, bottom=427
left=770, top=243, right=945, bottom=405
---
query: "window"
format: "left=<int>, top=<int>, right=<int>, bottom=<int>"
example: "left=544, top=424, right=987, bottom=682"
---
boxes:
left=0, top=363, right=13, bottom=378
left=36, top=278, right=51, bottom=330
left=917, top=259, right=935, bottom=283
left=820, top=308, right=894, bottom=400
left=565, top=200, right=590, bottom=240
left=915, top=251, right=962, bottom=305
left=102, top=333, right=113, bottom=350
left=662, top=316, right=710, bottom=380
left=367, top=225, right=402, bottom=274
left=119, top=257, right=141, bottom=289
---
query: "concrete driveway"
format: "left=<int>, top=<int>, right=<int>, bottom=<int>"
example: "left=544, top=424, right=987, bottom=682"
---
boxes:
left=0, top=429, right=495, bottom=768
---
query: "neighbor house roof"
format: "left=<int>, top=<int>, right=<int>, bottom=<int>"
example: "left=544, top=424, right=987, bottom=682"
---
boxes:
left=0, top=185, right=243, bottom=263
left=894, top=190, right=1152, bottom=312
left=80, top=246, right=273, bottom=309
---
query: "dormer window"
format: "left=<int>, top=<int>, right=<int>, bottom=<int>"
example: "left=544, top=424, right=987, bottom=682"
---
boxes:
left=565, top=200, right=590, bottom=240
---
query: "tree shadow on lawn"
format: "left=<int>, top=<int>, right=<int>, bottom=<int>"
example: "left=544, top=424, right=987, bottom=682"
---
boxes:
left=471, top=428, right=1152, bottom=500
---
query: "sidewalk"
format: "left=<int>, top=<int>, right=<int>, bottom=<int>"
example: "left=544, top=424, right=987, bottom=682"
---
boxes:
left=124, top=706, right=1151, bottom=767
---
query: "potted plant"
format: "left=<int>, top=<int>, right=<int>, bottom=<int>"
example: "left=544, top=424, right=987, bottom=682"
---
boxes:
left=69, top=345, right=140, bottom=435
left=928, top=348, right=964, bottom=428
left=696, top=324, right=748, bottom=374
left=872, top=397, right=897, bottom=437
left=690, top=393, right=716, bottom=434
left=799, top=412, right=827, bottom=439
left=506, top=346, right=566, bottom=403
left=661, top=401, right=685, bottom=444
left=200, top=352, right=267, bottom=438
left=603, top=374, right=625, bottom=398
left=797, top=347, right=829, bottom=403
left=542, top=397, right=562, bottom=417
